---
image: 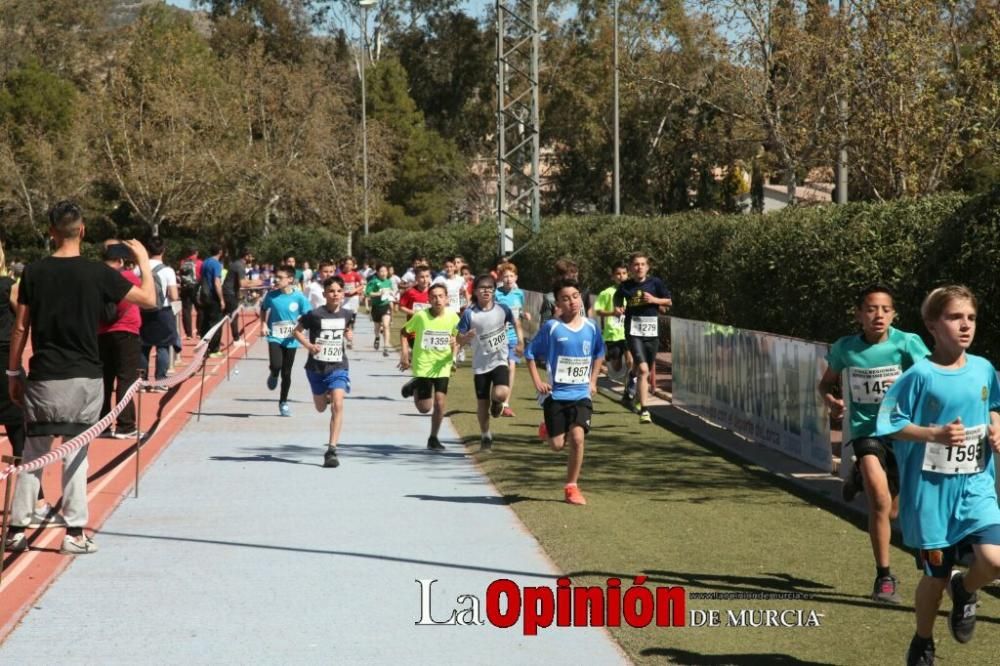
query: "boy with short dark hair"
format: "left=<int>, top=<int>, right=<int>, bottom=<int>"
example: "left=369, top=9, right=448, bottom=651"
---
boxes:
left=526, top=278, right=604, bottom=505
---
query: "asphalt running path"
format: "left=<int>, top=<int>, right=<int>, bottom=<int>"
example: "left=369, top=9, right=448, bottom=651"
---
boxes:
left=0, top=316, right=628, bottom=664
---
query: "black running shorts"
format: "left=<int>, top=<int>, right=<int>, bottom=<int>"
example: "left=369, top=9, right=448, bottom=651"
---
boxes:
left=543, top=397, right=593, bottom=438
left=413, top=377, right=449, bottom=400
left=627, top=335, right=659, bottom=367
left=473, top=366, right=510, bottom=400
left=849, top=436, right=899, bottom=497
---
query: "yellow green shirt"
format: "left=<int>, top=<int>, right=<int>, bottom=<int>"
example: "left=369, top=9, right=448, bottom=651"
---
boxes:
left=403, top=308, right=460, bottom=378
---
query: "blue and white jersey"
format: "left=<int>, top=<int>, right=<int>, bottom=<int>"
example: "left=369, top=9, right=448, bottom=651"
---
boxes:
left=262, top=289, right=312, bottom=348
left=526, top=317, right=605, bottom=401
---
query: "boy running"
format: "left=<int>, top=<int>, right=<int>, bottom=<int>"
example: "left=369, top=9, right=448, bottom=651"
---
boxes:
left=876, top=286, right=1000, bottom=666
left=526, top=279, right=605, bottom=505
left=457, top=274, right=523, bottom=451
left=495, top=262, right=529, bottom=417
left=365, top=263, right=394, bottom=356
left=260, top=265, right=312, bottom=416
left=613, top=252, right=671, bottom=424
left=399, top=284, right=460, bottom=451
left=594, top=263, right=630, bottom=382
left=819, top=285, right=929, bottom=604
left=432, top=257, right=468, bottom=315
left=294, top=276, right=354, bottom=468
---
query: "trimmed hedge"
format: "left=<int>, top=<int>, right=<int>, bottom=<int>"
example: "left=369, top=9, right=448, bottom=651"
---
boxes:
left=359, top=188, right=1000, bottom=358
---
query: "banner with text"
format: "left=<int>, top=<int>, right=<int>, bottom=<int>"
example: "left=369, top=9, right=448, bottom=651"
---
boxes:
left=671, top=318, right=832, bottom=472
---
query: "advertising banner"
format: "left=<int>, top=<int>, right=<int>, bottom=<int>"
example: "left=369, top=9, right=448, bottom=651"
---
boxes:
left=671, top=318, right=832, bottom=472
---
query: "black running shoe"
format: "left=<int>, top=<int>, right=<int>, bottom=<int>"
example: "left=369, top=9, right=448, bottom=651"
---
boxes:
left=489, top=400, right=504, bottom=418
left=842, top=462, right=862, bottom=502
left=905, top=634, right=934, bottom=666
left=374, top=335, right=380, bottom=350
left=872, top=574, right=902, bottom=604
left=401, top=379, right=416, bottom=399
left=427, top=436, right=445, bottom=451
left=323, top=447, right=340, bottom=468
left=480, top=434, right=493, bottom=452
left=949, top=571, right=977, bottom=644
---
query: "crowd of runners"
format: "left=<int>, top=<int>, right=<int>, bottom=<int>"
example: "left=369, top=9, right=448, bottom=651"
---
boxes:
left=2, top=201, right=1000, bottom=665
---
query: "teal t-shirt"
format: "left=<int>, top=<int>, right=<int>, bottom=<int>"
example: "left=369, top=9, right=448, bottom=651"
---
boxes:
left=825, top=327, right=930, bottom=439
left=875, top=354, right=1000, bottom=549
left=262, top=289, right=312, bottom=348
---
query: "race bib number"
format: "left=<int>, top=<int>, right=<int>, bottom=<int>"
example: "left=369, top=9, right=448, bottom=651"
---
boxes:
left=554, top=356, right=591, bottom=385
left=922, top=424, right=987, bottom=475
left=315, top=331, right=344, bottom=363
left=412, top=302, right=430, bottom=312
left=271, top=320, right=295, bottom=339
left=630, top=316, right=658, bottom=337
left=380, top=289, right=393, bottom=300
left=422, top=330, right=451, bottom=351
left=479, top=327, right=507, bottom=354
left=612, top=315, right=625, bottom=329
left=848, top=365, right=901, bottom=405
left=448, top=293, right=461, bottom=311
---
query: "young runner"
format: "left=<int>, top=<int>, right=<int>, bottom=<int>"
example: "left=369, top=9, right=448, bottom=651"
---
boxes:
left=494, top=261, right=529, bottom=417
left=306, top=260, right=336, bottom=309
left=818, top=285, right=930, bottom=604
left=594, top=263, right=630, bottom=382
left=432, top=257, right=468, bottom=315
left=338, top=256, right=365, bottom=316
left=526, top=278, right=605, bottom=505
left=365, top=264, right=394, bottom=356
left=260, top=265, right=312, bottom=416
left=875, top=285, right=1000, bottom=666
left=294, top=276, right=354, bottom=468
left=399, top=284, right=459, bottom=451
left=613, top=252, right=671, bottom=424
left=457, top=274, right=523, bottom=451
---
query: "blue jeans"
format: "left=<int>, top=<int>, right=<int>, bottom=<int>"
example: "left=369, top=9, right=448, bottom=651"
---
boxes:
left=142, top=344, right=171, bottom=381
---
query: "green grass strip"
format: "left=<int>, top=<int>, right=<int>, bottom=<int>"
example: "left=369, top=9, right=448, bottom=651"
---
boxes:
left=436, top=352, right=1000, bottom=665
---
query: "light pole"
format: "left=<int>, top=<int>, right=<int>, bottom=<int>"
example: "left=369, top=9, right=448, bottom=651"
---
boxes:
left=359, top=0, right=376, bottom=236
left=612, top=0, right=620, bottom=216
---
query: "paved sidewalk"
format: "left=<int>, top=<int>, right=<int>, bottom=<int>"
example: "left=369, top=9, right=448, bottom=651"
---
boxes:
left=0, top=318, right=627, bottom=664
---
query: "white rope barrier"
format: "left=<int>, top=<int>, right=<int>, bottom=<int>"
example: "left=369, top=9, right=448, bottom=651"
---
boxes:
left=0, top=314, right=233, bottom=483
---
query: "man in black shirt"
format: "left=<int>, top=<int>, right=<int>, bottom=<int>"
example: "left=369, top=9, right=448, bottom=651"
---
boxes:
left=4, top=201, right=156, bottom=555
left=223, top=247, right=256, bottom=346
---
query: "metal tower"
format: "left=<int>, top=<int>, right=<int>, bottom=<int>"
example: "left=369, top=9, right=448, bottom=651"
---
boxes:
left=496, top=0, right=540, bottom=258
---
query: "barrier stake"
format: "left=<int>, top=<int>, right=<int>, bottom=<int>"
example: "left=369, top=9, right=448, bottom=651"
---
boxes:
left=134, top=389, right=142, bottom=499
left=197, top=355, right=208, bottom=423
left=0, top=454, right=20, bottom=582
left=225, top=314, right=231, bottom=382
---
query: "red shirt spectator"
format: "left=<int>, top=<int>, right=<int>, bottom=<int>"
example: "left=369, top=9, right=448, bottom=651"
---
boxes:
left=98, top=269, right=141, bottom=335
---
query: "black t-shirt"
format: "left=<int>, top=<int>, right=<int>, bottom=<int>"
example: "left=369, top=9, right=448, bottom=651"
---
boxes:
left=298, top=306, right=353, bottom=374
left=223, top=259, right=245, bottom=299
left=614, top=276, right=671, bottom=334
left=0, top=276, right=14, bottom=347
left=19, top=256, right=133, bottom=380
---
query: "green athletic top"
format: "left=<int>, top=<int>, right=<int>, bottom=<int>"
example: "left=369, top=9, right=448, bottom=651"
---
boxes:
left=365, top=277, right=394, bottom=307
left=826, top=326, right=930, bottom=440
left=403, top=308, right=460, bottom=378
left=594, top=286, right=625, bottom=342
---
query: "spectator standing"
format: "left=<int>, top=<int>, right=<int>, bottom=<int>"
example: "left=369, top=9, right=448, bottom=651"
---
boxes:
left=4, top=201, right=155, bottom=555
left=98, top=244, right=143, bottom=439
left=223, top=247, right=256, bottom=346
left=177, top=248, right=202, bottom=339
left=140, top=237, right=180, bottom=389
left=198, top=245, right=226, bottom=357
